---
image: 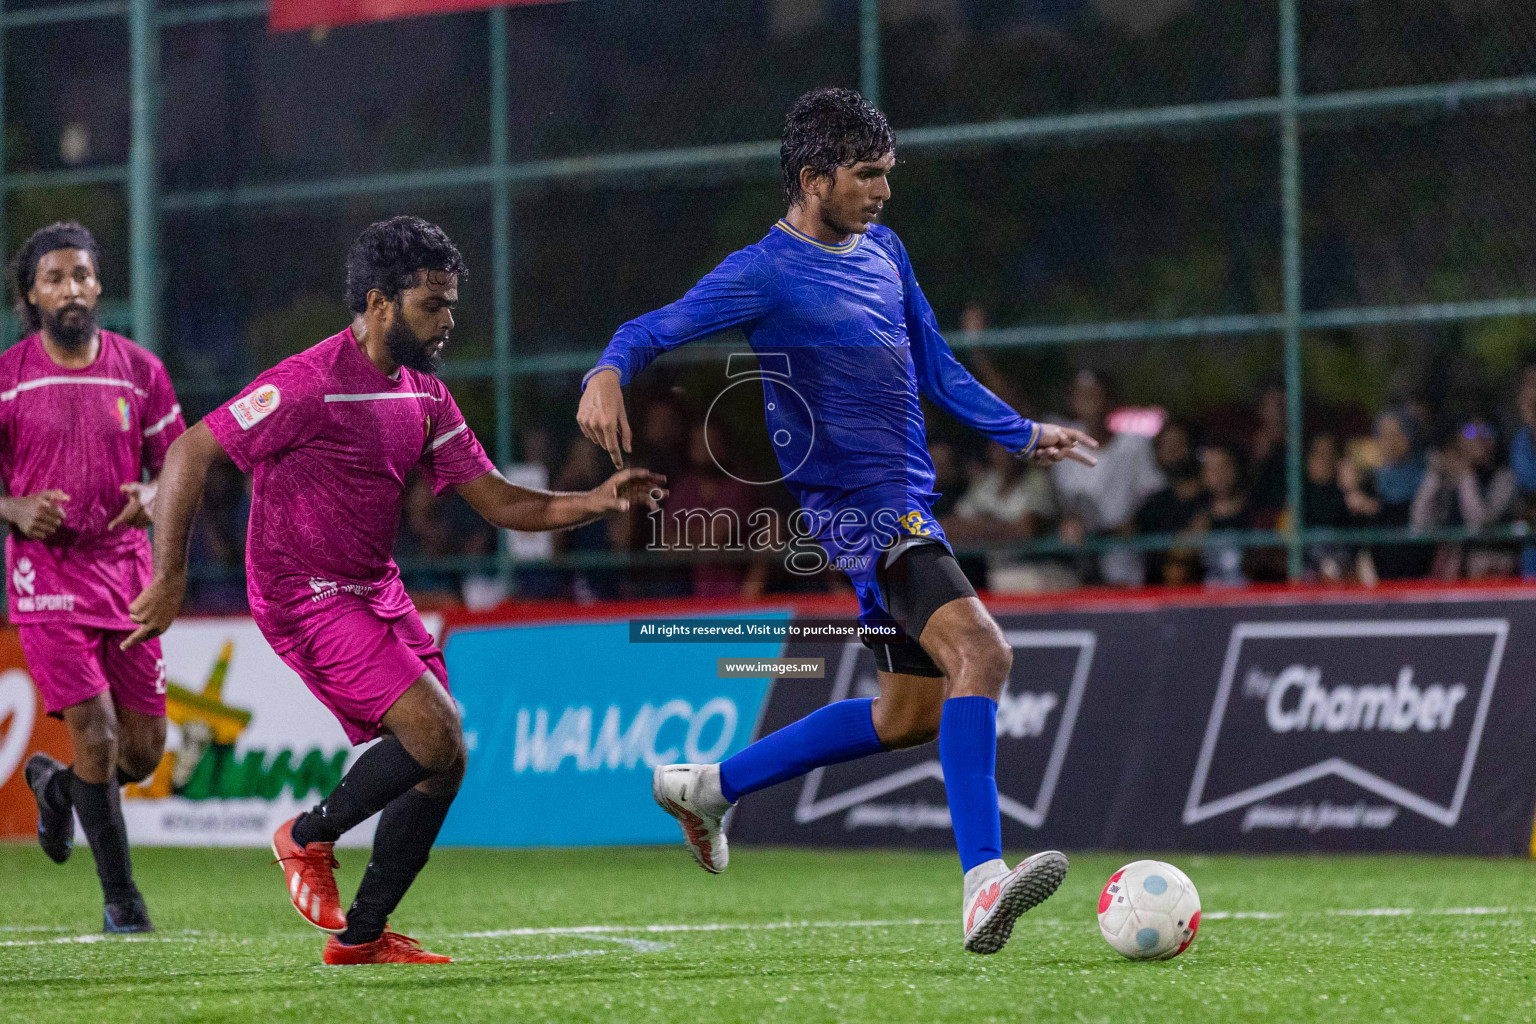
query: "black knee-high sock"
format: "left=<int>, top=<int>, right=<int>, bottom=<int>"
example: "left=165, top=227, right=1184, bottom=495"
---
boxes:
left=70, top=776, right=139, bottom=905
left=291, top=737, right=434, bottom=847
left=338, top=788, right=455, bottom=946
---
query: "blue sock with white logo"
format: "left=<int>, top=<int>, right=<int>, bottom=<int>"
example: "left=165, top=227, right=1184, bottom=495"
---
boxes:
left=940, top=696, right=1002, bottom=873
left=717, top=698, right=884, bottom=804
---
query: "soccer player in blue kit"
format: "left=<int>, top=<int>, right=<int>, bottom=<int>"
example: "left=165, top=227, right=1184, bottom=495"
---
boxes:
left=577, top=88, right=1098, bottom=954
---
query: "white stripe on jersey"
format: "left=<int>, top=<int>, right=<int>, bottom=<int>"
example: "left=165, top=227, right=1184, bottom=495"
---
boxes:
left=142, top=405, right=182, bottom=437
left=430, top=423, right=468, bottom=450
left=0, top=375, right=147, bottom=401
left=323, top=392, right=436, bottom=403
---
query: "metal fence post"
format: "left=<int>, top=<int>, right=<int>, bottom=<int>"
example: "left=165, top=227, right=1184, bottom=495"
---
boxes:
left=129, top=0, right=159, bottom=353
left=860, top=0, right=880, bottom=107
left=490, top=6, right=516, bottom=594
left=1280, top=0, right=1304, bottom=579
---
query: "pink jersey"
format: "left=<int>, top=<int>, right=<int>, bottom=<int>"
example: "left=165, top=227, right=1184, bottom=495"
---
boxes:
left=204, top=328, right=495, bottom=651
left=0, top=331, right=185, bottom=628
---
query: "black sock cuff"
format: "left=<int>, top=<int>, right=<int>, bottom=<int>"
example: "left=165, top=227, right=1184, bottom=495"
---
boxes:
left=292, top=738, right=436, bottom=847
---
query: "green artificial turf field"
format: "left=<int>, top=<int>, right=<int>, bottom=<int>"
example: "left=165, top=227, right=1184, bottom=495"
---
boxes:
left=1, top=844, right=1534, bottom=1023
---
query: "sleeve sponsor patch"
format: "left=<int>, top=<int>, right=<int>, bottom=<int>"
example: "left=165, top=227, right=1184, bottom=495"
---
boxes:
left=229, top=384, right=281, bottom=430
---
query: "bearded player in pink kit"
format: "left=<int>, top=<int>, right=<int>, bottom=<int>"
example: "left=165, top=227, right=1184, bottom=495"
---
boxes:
left=124, top=216, right=664, bottom=965
left=5, top=222, right=185, bottom=934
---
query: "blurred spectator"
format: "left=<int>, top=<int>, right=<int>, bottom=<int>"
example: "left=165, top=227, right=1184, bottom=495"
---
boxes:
left=553, top=436, right=624, bottom=603
left=1411, top=420, right=1516, bottom=579
left=1302, top=433, right=1354, bottom=581
left=945, top=441, right=1065, bottom=591
left=928, top=440, right=967, bottom=518
left=1247, top=385, right=1287, bottom=526
left=395, top=474, right=465, bottom=605
left=1509, top=366, right=1536, bottom=579
left=948, top=442, right=1056, bottom=541
left=667, top=422, right=768, bottom=599
left=186, top=460, right=250, bottom=613
left=1191, top=444, right=1250, bottom=587
left=626, top=398, right=691, bottom=598
left=957, top=304, right=1031, bottom=417
left=929, top=439, right=988, bottom=588
left=1341, top=408, right=1430, bottom=580
left=1134, top=420, right=1205, bottom=586
left=1053, top=369, right=1165, bottom=585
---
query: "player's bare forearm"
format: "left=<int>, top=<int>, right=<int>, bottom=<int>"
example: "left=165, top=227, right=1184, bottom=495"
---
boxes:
left=123, top=425, right=228, bottom=650
left=149, top=422, right=227, bottom=578
left=456, top=467, right=667, bottom=532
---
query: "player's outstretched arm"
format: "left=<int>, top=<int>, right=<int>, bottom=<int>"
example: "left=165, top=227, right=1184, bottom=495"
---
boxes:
left=122, top=422, right=231, bottom=650
left=456, top=466, right=667, bottom=533
left=576, top=368, right=632, bottom=470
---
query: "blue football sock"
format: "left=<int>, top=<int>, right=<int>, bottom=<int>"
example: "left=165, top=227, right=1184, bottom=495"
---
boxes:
left=939, top=696, right=1002, bottom=873
left=718, top=698, right=884, bottom=804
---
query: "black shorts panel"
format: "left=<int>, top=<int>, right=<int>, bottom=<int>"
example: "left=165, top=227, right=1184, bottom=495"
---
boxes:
left=859, top=540, right=977, bottom=678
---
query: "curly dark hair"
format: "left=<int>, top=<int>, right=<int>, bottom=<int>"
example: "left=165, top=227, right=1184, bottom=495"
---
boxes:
left=344, top=215, right=467, bottom=314
left=10, top=221, right=99, bottom=335
left=780, top=87, right=895, bottom=207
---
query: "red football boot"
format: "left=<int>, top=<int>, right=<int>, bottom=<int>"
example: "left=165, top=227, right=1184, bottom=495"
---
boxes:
left=323, top=929, right=453, bottom=965
left=271, top=816, right=347, bottom=932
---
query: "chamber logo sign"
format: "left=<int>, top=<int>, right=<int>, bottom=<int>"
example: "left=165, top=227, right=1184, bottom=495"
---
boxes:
left=794, top=630, right=1094, bottom=830
left=1184, top=619, right=1507, bottom=830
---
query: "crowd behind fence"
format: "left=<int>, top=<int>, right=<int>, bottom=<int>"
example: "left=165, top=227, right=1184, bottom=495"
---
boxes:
left=3, top=0, right=1536, bottom=608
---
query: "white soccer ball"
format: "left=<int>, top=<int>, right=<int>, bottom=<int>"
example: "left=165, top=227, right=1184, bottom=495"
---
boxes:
left=1097, top=859, right=1201, bottom=960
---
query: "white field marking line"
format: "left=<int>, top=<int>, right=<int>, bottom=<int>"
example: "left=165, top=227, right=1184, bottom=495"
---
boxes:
left=446, top=919, right=949, bottom=939
left=0, top=935, right=198, bottom=947
left=453, top=950, right=615, bottom=964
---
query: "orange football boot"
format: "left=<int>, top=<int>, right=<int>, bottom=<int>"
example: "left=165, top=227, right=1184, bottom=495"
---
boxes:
left=323, top=929, right=453, bottom=965
left=271, top=816, right=347, bottom=932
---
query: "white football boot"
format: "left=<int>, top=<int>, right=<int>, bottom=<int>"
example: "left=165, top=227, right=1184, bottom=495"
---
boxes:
left=652, top=763, right=732, bottom=874
left=961, top=850, right=1070, bottom=954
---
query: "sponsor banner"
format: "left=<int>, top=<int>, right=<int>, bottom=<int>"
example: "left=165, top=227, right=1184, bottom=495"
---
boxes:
left=437, top=613, right=788, bottom=847
left=0, top=628, right=71, bottom=839
left=729, top=599, right=1536, bottom=855
left=1, top=616, right=439, bottom=847
left=1126, top=602, right=1536, bottom=854
left=728, top=612, right=1157, bottom=851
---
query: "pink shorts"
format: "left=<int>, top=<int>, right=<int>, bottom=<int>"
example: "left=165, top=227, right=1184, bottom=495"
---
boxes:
left=277, top=606, right=447, bottom=745
left=19, top=622, right=167, bottom=718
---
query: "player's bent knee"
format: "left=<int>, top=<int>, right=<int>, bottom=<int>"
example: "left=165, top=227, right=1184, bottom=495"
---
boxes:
left=414, top=720, right=467, bottom=776
left=948, top=632, right=1011, bottom=699
left=118, top=751, right=161, bottom=784
left=873, top=698, right=943, bottom=749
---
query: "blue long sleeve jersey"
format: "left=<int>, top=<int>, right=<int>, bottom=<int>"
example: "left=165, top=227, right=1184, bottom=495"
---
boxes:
left=585, top=220, right=1040, bottom=623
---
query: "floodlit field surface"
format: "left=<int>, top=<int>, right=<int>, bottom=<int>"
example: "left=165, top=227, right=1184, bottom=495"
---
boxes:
left=1, top=844, right=1534, bottom=1023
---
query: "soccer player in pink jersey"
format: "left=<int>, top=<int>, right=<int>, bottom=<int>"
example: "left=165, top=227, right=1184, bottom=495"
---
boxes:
left=124, top=216, right=664, bottom=965
left=4, top=222, right=185, bottom=934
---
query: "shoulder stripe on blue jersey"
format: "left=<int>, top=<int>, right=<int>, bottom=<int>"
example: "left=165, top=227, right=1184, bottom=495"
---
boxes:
left=773, top=219, right=861, bottom=254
